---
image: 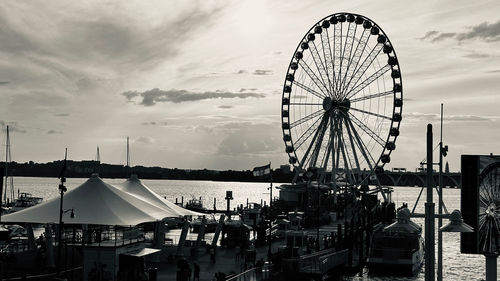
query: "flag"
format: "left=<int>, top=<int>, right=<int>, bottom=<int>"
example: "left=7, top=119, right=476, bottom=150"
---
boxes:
left=253, top=163, right=271, bottom=177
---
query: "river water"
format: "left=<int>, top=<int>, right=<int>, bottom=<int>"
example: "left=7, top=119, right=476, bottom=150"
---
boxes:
left=8, top=176, right=496, bottom=280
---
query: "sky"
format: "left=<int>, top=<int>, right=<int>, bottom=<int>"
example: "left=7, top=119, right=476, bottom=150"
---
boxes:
left=0, top=0, right=499, bottom=172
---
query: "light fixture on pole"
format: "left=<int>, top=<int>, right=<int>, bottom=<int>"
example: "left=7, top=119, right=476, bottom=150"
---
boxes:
left=440, top=210, right=473, bottom=233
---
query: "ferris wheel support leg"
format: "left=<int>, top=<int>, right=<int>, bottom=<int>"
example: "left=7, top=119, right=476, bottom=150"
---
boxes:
left=343, top=114, right=363, bottom=183
left=345, top=116, right=387, bottom=202
left=293, top=115, right=328, bottom=183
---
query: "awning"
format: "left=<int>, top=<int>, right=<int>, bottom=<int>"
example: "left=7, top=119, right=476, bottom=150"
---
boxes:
left=121, top=247, right=160, bottom=257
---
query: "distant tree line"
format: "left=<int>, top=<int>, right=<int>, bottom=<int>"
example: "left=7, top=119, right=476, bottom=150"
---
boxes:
left=0, top=160, right=294, bottom=183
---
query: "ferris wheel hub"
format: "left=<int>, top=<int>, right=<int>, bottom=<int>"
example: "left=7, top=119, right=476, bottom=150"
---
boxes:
left=323, top=97, right=350, bottom=112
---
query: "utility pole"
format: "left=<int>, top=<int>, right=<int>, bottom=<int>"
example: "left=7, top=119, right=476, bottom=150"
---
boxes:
left=425, top=124, right=435, bottom=281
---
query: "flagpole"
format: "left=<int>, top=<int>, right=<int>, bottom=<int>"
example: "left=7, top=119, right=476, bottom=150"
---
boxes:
left=268, top=161, right=272, bottom=263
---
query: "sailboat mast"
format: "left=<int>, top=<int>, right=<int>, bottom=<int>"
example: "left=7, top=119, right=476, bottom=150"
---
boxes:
left=3, top=126, right=13, bottom=205
left=126, top=136, right=130, bottom=167
left=4, top=126, right=8, bottom=205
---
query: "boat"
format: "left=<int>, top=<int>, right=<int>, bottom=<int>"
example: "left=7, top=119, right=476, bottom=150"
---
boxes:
left=185, top=197, right=207, bottom=213
left=240, top=202, right=263, bottom=227
left=367, top=207, right=424, bottom=275
left=190, top=215, right=218, bottom=233
left=10, top=192, right=43, bottom=212
left=221, top=215, right=252, bottom=248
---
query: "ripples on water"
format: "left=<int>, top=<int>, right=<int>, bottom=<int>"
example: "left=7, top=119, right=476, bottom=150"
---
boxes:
left=12, top=177, right=496, bottom=280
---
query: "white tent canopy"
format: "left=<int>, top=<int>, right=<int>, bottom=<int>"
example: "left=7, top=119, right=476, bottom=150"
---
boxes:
left=116, top=174, right=205, bottom=217
left=2, top=174, right=170, bottom=225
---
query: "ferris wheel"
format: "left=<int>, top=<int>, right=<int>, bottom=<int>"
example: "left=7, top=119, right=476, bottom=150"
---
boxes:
left=281, top=13, right=403, bottom=187
left=478, top=162, right=500, bottom=254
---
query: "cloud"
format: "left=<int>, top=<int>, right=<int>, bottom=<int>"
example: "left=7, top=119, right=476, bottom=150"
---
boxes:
left=0, top=81, right=9, bottom=85
left=421, top=20, right=500, bottom=43
left=419, top=31, right=438, bottom=40
left=121, top=88, right=266, bottom=106
left=47, top=130, right=63, bottom=134
left=218, top=105, right=233, bottom=109
left=253, top=69, right=273, bottom=75
left=239, top=88, right=257, bottom=92
left=431, top=32, right=456, bottom=42
left=135, top=136, right=155, bottom=144
left=236, top=70, right=247, bottom=74
left=141, top=121, right=157, bottom=126
left=485, top=69, right=500, bottom=73
left=54, top=113, right=69, bottom=117
left=405, top=112, right=497, bottom=122
left=463, top=52, right=491, bottom=59
left=456, top=20, right=500, bottom=41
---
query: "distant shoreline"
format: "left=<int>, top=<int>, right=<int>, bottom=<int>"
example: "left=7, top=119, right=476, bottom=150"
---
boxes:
left=1, top=160, right=293, bottom=183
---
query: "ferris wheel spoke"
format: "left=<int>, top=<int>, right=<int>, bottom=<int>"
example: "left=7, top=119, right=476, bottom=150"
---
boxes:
left=309, top=41, right=333, bottom=94
left=345, top=64, right=392, bottom=100
left=336, top=22, right=350, bottom=97
left=480, top=195, right=490, bottom=208
left=322, top=29, right=337, bottom=95
left=290, top=109, right=324, bottom=129
left=338, top=22, right=357, bottom=96
left=310, top=42, right=332, bottom=92
left=350, top=90, right=393, bottom=103
left=348, top=107, right=393, bottom=121
left=333, top=23, right=342, bottom=96
left=294, top=114, right=324, bottom=150
left=290, top=102, right=323, bottom=106
left=347, top=112, right=387, bottom=147
left=298, top=60, right=330, bottom=96
left=293, top=80, right=327, bottom=100
left=339, top=29, right=370, bottom=94
left=340, top=43, right=383, bottom=98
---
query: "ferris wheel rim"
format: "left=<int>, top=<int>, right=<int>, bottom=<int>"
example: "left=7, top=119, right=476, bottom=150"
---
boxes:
left=478, top=161, right=500, bottom=254
left=281, top=12, right=403, bottom=180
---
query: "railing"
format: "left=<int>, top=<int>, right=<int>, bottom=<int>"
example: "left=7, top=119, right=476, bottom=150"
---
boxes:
left=225, top=264, right=274, bottom=281
left=299, top=248, right=347, bottom=274
left=282, top=248, right=349, bottom=274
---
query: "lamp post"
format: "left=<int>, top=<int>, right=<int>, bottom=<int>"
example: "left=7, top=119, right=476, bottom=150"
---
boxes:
left=421, top=124, right=473, bottom=281
left=268, top=162, right=273, bottom=263
left=57, top=149, right=68, bottom=276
